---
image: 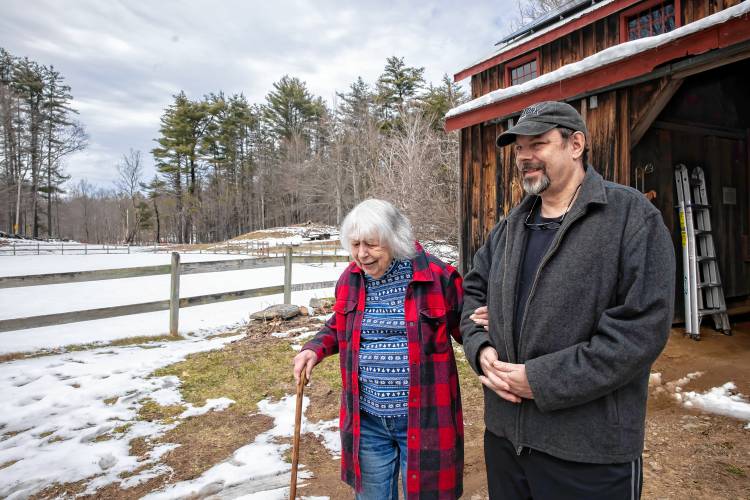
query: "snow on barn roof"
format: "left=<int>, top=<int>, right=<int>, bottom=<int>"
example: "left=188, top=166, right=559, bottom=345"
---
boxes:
left=496, top=0, right=610, bottom=47
left=458, top=0, right=618, bottom=78
left=446, top=0, right=750, bottom=121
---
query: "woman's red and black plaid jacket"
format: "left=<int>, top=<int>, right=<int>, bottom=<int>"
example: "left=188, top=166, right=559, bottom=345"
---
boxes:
left=302, top=242, right=464, bottom=499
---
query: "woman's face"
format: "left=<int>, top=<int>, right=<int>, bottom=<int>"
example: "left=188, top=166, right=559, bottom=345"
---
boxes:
left=349, top=236, right=394, bottom=279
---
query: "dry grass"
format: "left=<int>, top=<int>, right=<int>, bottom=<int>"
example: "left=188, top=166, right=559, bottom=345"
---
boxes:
left=0, top=459, right=19, bottom=470
left=136, top=399, right=185, bottom=424
left=154, top=321, right=340, bottom=412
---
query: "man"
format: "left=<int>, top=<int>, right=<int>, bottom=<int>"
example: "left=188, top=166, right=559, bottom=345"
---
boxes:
left=461, top=101, right=675, bottom=499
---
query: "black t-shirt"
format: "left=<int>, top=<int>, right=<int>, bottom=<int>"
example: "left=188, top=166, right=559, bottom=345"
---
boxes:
left=513, top=204, right=562, bottom=356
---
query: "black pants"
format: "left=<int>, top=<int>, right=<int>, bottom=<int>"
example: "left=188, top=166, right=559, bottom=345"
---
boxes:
left=484, top=430, right=642, bottom=500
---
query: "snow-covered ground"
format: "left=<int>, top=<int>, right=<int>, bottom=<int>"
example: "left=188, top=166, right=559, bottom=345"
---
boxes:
left=0, top=327, right=338, bottom=499
left=214, top=225, right=340, bottom=251
left=0, top=250, right=341, bottom=498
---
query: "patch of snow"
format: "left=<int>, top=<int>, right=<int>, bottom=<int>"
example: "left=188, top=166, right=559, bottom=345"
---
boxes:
left=666, top=371, right=704, bottom=395
left=180, top=397, right=235, bottom=418
left=143, top=395, right=310, bottom=499
left=422, top=241, right=459, bottom=264
left=679, top=382, right=750, bottom=424
left=0, top=333, right=243, bottom=499
left=141, top=393, right=340, bottom=499
left=271, top=326, right=313, bottom=338
left=291, top=330, right=318, bottom=342
left=306, top=418, right=341, bottom=458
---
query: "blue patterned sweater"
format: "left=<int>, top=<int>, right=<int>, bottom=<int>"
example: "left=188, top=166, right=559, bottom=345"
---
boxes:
left=358, top=259, right=412, bottom=417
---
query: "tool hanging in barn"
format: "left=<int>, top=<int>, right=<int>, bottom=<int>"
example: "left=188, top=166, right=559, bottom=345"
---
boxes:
left=674, top=164, right=732, bottom=340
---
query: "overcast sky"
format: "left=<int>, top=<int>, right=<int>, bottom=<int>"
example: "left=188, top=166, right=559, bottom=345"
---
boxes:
left=2, top=0, right=513, bottom=188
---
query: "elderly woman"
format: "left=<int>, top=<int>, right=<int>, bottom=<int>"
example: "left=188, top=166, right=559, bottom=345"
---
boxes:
left=293, top=199, right=464, bottom=500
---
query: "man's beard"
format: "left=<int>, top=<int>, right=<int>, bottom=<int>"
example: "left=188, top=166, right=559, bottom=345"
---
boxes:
left=521, top=162, right=550, bottom=195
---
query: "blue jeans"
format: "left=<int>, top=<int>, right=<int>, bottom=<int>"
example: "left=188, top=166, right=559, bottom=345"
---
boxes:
left=356, top=411, right=408, bottom=500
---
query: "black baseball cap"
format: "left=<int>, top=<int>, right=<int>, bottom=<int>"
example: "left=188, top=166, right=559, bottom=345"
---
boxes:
left=496, top=101, right=588, bottom=147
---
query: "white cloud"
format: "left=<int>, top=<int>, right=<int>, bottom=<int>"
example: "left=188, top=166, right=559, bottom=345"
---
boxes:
left=74, top=97, right=163, bottom=131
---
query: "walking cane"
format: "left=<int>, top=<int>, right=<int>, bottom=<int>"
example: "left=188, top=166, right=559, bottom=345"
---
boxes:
left=290, top=370, right=307, bottom=499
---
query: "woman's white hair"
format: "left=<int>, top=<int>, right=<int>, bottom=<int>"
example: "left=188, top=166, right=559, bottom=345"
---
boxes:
left=340, top=199, right=416, bottom=260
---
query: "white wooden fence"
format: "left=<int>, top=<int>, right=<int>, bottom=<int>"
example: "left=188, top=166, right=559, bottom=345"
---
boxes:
left=0, top=249, right=349, bottom=334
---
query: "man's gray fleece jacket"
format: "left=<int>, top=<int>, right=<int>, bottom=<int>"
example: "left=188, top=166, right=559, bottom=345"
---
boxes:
left=461, top=166, right=675, bottom=464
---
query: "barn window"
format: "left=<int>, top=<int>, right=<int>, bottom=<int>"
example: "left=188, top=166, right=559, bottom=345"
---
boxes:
left=620, top=0, right=681, bottom=42
left=506, top=52, right=540, bottom=87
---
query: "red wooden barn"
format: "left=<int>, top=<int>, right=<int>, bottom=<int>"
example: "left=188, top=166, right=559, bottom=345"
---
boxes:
left=446, top=0, right=750, bottom=317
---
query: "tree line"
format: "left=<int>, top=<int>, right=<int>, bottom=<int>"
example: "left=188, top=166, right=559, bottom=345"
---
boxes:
left=1, top=53, right=466, bottom=246
left=65, top=56, right=466, bottom=246
left=0, top=48, right=87, bottom=238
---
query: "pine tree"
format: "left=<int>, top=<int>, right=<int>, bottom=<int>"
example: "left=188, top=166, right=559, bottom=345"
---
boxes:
left=11, top=57, right=45, bottom=236
left=263, top=76, right=323, bottom=145
left=141, top=175, right=166, bottom=242
left=375, top=56, right=425, bottom=131
left=40, top=66, right=84, bottom=238
left=152, top=92, right=211, bottom=242
left=419, top=74, right=467, bottom=130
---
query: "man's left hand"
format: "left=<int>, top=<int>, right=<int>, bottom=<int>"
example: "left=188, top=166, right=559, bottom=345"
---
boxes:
left=493, top=361, right=534, bottom=399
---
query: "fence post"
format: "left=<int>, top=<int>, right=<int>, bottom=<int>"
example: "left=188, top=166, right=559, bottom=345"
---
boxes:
left=13, top=243, right=15, bottom=256
left=284, top=246, right=293, bottom=305
left=170, top=252, right=181, bottom=336
left=127, top=244, right=130, bottom=254
left=61, top=242, right=64, bottom=255
left=85, top=243, right=87, bottom=255
left=37, top=242, right=40, bottom=255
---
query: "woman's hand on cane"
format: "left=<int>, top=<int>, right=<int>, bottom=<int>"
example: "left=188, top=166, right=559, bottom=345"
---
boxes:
left=293, top=350, right=318, bottom=384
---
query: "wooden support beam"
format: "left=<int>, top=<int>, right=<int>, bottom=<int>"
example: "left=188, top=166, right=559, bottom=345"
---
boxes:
left=618, top=90, right=631, bottom=185
left=630, top=78, right=684, bottom=149
left=170, top=252, right=180, bottom=336
left=651, top=120, right=746, bottom=140
left=284, top=246, right=293, bottom=305
left=672, top=47, right=750, bottom=79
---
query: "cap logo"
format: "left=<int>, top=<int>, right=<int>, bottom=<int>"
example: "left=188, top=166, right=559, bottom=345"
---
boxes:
left=520, top=104, right=543, bottom=121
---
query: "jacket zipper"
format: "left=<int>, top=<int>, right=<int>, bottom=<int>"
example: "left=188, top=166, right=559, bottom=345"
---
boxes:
left=500, top=226, right=513, bottom=369
left=513, top=207, right=587, bottom=455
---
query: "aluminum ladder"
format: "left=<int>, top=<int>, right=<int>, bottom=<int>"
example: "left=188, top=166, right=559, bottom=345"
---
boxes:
left=674, top=164, right=731, bottom=340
